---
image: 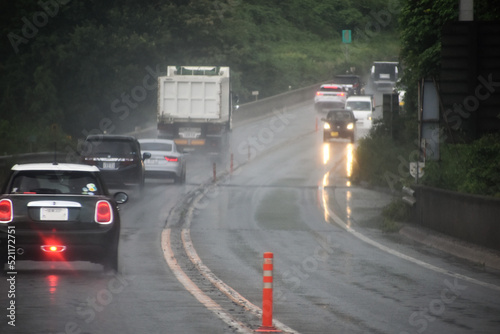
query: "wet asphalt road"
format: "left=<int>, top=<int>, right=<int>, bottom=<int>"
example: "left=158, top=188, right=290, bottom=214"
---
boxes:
left=1, top=97, right=500, bottom=334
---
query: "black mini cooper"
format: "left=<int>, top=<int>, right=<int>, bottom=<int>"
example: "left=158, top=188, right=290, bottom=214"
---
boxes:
left=0, top=163, right=128, bottom=272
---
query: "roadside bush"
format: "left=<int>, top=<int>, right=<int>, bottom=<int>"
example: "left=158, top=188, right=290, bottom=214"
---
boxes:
left=422, top=133, right=500, bottom=198
left=351, top=118, right=416, bottom=189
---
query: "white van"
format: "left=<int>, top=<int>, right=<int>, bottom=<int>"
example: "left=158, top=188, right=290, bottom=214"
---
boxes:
left=345, top=96, right=374, bottom=130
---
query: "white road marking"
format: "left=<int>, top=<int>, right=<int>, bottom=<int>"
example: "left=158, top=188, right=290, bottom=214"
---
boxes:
left=320, top=186, right=500, bottom=292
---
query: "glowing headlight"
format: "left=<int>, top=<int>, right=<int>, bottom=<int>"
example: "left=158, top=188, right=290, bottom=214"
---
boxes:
left=347, top=123, right=354, bottom=130
left=324, top=123, right=331, bottom=130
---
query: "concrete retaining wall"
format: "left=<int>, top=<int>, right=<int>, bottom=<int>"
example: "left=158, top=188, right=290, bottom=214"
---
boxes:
left=413, top=185, right=500, bottom=252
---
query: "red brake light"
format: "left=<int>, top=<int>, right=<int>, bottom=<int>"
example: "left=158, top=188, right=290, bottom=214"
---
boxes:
left=95, top=200, right=113, bottom=224
left=41, top=245, right=66, bottom=253
left=339, top=93, right=345, bottom=96
left=316, top=92, right=323, bottom=96
left=165, top=156, right=178, bottom=162
left=0, top=199, right=13, bottom=223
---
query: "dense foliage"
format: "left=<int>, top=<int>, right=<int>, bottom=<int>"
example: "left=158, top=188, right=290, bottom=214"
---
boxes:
left=0, top=0, right=400, bottom=155
left=422, top=133, right=500, bottom=198
left=352, top=0, right=500, bottom=198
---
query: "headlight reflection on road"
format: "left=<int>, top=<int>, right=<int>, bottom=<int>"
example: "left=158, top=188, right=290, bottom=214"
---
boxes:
left=346, top=190, right=352, bottom=228
left=322, top=142, right=330, bottom=165
left=346, top=143, right=353, bottom=185
left=321, top=172, right=330, bottom=222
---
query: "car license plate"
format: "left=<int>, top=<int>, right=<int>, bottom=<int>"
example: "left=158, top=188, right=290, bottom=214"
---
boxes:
left=40, top=208, right=68, bottom=221
left=183, top=132, right=198, bottom=138
left=330, top=132, right=339, bottom=137
left=103, top=162, right=115, bottom=169
left=145, top=159, right=159, bottom=165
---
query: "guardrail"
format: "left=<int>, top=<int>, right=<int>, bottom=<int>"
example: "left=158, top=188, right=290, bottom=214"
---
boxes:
left=233, top=83, right=321, bottom=123
left=0, top=82, right=323, bottom=170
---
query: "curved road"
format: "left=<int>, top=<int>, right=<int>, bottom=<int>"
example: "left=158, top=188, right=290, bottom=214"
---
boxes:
left=1, top=98, right=500, bottom=334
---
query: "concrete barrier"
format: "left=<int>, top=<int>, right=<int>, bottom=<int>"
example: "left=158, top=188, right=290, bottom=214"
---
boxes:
left=233, top=83, right=321, bottom=123
left=412, top=185, right=500, bottom=252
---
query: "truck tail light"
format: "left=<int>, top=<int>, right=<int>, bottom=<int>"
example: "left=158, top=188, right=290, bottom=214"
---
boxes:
left=0, top=199, right=13, bottom=223
left=95, top=201, right=113, bottom=224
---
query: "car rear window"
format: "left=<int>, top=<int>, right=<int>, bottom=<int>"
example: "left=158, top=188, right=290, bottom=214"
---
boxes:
left=10, top=171, right=102, bottom=195
left=82, top=140, right=137, bottom=157
left=320, top=86, right=343, bottom=92
left=140, top=142, right=173, bottom=151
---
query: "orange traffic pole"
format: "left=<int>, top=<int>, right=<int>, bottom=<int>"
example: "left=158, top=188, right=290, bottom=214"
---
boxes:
left=256, top=252, right=281, bottom=332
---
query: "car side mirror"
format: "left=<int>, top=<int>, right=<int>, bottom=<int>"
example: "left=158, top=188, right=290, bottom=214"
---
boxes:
left=114, top=192, right=128, bottom=204
left=142, top=152, right=151, bottom=160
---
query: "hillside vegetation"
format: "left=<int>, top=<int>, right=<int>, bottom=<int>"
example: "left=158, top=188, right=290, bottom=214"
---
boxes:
left=0, top=0, right=400, bottom=154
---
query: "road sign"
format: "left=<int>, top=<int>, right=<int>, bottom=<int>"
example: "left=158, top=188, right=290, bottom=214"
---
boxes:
left=342, top=30, right=352, bottom=44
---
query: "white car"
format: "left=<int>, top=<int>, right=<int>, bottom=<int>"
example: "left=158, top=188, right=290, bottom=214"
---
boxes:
left=138, top=138, right=186, bottom=184
left=314, top=84, right=348, bottom=112
left=345, top=96, right=374, bottom=130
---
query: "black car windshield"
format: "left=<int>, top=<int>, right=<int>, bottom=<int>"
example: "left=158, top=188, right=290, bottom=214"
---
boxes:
left=10, top=171, right=102, bottom=195
left=140, top=142, right=173, bottom=152
left=328, top=110, right=353, bottom=121
left=82, top=140, right=137, bottom=157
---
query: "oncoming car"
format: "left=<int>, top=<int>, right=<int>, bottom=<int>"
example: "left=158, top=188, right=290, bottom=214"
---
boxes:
left=138, top=138, right=186, bottom=184
left=0, top=163, right=128, bottom=272
left=321, top=109, right=357, bottom=143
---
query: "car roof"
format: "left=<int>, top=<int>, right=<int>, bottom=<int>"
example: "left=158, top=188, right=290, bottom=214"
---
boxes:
left=346, top=96, right=372, bottom=101
left=12, top=163, right=100, bottom=172
left=333, top=74, right=360, bottom=78
left=138, top=138, right=174, bottom=144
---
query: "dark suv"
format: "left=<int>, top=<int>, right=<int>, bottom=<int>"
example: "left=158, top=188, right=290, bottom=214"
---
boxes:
left=80, top=135, right=150, bottom=190
left=332, top=74, right=363, bottom=95
left=321, top=109, right=357, bottom=143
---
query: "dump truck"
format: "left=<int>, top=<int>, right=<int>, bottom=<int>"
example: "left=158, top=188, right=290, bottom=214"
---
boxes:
left=157, top=66, right=233, bottom=153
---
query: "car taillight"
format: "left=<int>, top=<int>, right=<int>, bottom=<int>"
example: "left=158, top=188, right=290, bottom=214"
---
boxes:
left=165, top=156, right=178, bottom=162
left=95, top=200, right=113, bottom=224
left=41, top=245, right=66, bottom=253
left=0, top=199, right=13, bottom=223
left=120, top=158, right=135, bottom=166
left=316, top=92, right=323, bottom=96
left=339, top=93, right=345, bottom=96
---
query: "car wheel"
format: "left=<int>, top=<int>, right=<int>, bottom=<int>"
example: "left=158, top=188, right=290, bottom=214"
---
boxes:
left=323, top=132, right=329, bottom=142
left=350, top=134, right=355, bottom=143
